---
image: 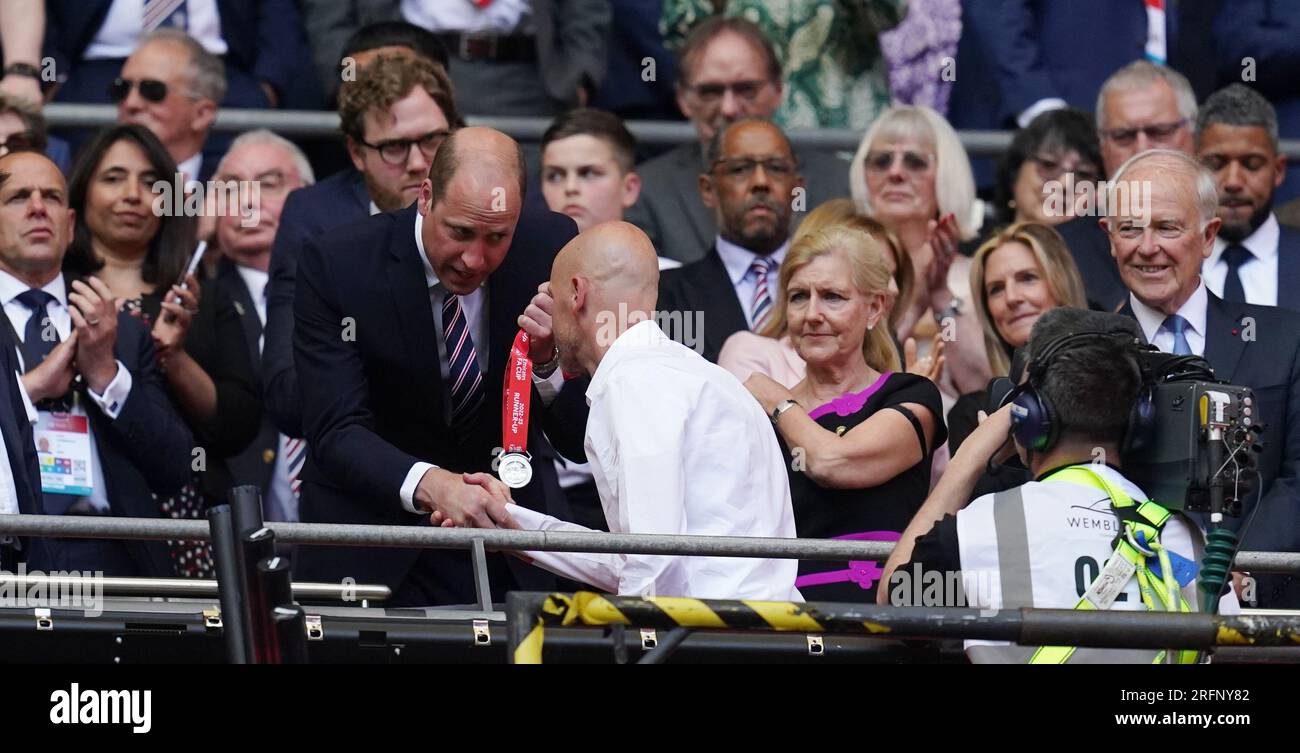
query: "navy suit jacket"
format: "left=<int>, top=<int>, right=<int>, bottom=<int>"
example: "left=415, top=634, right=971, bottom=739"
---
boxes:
left=948, top=0, right=1221, bottom=132
left=1272, top=225, right=1300, bottom=313
left=656, top=245, right=749, bottom=364
left=1056, top=215, right=1128, bottom=312
left=0, top=344, right=48, bottom=564
left=43, top=0, right=307, bottom=101
left=2, top=302, right=194, bottom=577
left=262, top=168, right=371, bottom=438
left=291, top=205, right=587, bottom=601
left=216, top=259, right=279, bottom=499
left=1121, top=291, right=1300, bottom=607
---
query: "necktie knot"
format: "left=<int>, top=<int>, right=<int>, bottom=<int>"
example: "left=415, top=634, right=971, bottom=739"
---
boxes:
left=16, top=289, right=55, bottom=313
left=747, top=256, right=777, bottom=332
left=1163, top=314, right=1189, bottom=335
left=749, top=256, right=776, bottom=280
left=1162, top=314, right=1193, bottom=356
left=1223, top=244, right=1253, bottom=269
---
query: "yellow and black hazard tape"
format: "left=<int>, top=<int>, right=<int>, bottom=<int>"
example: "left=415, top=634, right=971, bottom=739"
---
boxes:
left=513, top=591, right=833, bottom=664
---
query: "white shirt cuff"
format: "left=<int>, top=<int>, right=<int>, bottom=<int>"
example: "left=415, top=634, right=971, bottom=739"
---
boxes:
left=400, top=461, right=436, bottom=514
left=1017, top=97, right=1068, bottom=128
left=14, top=371, right=37, bottom=423
left=86, top=360, right=132, bottom=419
left=532, top=367, right=565, bottom=406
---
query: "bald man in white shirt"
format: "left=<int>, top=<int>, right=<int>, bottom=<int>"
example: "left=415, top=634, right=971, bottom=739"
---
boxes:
left=439, top=221, right=801, bottom=601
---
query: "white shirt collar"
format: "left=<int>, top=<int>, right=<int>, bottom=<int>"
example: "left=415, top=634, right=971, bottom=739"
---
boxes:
left=1130, top=279, right=1208, bottom=343
left=588, top=319, right=673, bottom=399
left=178, top=152, right=203, bottom=186
left=0, top=268, right=66, bottom=308
left=234, top=263, right=269, bottom=299
left=714, top=235, right=789, bottom=285
left=1211, top=212, right=1281, bottom=264
left=369, top=201, right=382, bottom=216
left=413, top=212, right=439, bottom=290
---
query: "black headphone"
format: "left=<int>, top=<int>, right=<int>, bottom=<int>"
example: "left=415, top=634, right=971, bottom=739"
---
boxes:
left=1004, top=330, right=1154, bottom=455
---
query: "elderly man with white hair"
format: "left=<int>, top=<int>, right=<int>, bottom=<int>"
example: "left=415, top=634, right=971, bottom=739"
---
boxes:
left=1106, top=148, right=1300, bottom=609
left=210, top=129, right=314, bottom=522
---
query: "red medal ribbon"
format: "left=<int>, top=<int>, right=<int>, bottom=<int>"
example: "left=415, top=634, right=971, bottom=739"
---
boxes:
left=503, top=330, right=533, bottom=455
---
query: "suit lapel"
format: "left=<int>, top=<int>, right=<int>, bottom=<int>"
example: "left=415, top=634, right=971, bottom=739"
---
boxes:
left=1204, top=293, right=1247, bottom=382
left=218, top=260, right=263, bottom=372
left=1276, top=226, right=1300, bottom=313
left=696, top=246, right=750, bottom=359
left=386, top=209, right=443, bottom=423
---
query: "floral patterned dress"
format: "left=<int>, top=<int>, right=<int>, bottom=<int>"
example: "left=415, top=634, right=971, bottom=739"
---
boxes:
left=661, top=0, right=909, bottom=129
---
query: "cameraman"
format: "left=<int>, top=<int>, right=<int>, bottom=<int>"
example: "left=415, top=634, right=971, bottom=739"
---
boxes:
left=880, top=308, right=1237, bottom=663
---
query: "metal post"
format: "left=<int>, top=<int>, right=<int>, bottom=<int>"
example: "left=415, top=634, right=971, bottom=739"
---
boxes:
left=257, top=556, right=294, bottom=664
left=241, top=528, right=276, bottom=663
left=228, top=485, right=265, bottom=538
left=273, top=605, right=310, bottom=664
left=206, top=505, right=247, bottom=664
left=470, top=538, right=492, bottom=614
left=505, top=591, right=546, bottom=664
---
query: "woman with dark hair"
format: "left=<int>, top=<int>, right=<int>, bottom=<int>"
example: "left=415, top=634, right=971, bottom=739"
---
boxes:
left=66, top=124, right=260, bottom=577
left=993, top=108, right=1103, bottom=227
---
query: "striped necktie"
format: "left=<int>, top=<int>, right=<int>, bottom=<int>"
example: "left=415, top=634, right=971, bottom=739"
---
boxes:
left=749, top=256, right=777, bottom=332
left=443, top=291, right=485, bottom=426
left=144, top=0, right=188, bottom=31
left=281, top=435, right=305, bottom=503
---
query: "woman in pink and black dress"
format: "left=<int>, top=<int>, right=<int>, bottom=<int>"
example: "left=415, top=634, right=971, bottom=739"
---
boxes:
left=744, top=226, right=946, bottom=603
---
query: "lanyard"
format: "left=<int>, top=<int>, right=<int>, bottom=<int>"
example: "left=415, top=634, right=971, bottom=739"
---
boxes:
left=498, top=330, right=534, bottom=488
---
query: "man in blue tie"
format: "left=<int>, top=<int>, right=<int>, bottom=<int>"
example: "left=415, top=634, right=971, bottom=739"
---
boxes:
left=1106, top=148, right=1300, bottom=608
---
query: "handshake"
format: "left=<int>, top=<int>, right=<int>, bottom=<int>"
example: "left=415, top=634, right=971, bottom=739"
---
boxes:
left=414, top=466, right=519, bottom=529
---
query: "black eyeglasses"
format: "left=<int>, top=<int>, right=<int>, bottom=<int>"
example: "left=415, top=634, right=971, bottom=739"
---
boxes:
left=1099, top=119, right=1188, bottom=147
left=710, top=157, right=795, bottom=180
left=686, top=79, right=770, bottom=104
left=108, top=77, right=170, bottom=104
left=864, top=149, right=934, bottom=174
left=0, top=132, right=36, bottom=155
left=358, top=129, right=451, bottom=166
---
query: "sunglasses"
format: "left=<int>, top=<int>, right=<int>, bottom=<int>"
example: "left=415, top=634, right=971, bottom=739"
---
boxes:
left=864, top=149, right=934, bottom=174
left=686, top=79, right=770, bottom=104
left=108, top=77, right=170, bottom=104
left=1099, top=119, right=1188, bottom=147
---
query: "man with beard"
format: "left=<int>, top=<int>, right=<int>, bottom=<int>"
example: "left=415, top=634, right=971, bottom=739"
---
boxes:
left=656, top=118, right=804, bottom=363
left=1195, top=84, right=1300, bottom=311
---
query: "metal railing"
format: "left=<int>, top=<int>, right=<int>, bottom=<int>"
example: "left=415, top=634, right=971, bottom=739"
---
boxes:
left=2, top=513, right=1297, bottom=573
left=44, top=103, right=1300, bottom=159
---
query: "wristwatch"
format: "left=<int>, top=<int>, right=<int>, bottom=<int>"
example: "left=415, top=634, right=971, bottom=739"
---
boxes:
left=770, top=398, right=800, bottom=425
left=2, top=63, right=41, bottom=80
left=533, top=345, right=561, bottom=379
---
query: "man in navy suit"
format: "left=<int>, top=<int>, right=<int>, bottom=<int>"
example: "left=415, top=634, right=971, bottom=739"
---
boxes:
left=1106, top=149, right=1300, bottom=608
left=1195, top=85, right=1300, bottom=313
left=293, top=127, right=586, bottom=605
left=0, top=339, right=46, bottom=573
left=0, top=151, right=193, bottom=577
left=43, top=0, right=314, bottom=111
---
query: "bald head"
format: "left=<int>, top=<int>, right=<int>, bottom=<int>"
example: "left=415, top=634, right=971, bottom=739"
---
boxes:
left=549, top=222, right=660, bottom=375
left=426, top=126, right=526, bottom=210
left=0, top=150, right=73, bottom=287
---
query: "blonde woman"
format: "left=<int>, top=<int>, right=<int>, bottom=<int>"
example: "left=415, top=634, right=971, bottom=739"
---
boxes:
left=744, top=226, right=946, bottom=602
left=947, top=222, right=1088, bottom=454
left=717, top=198, right=943, bottom=387
left=850, top=105, right=989, bottom=399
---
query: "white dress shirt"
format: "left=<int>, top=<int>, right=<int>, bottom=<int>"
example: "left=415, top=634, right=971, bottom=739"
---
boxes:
left=401, top=0, right=534, bottom=35
left=0, top=367, right=35, bottom=518
left=1203, top=213, right=1281, bottom=307
left=714, top=236, right=790, bottom=330
left=1130, top=281, right=1209, bottom=357
left=0, top=271, right=134, bottom=514
left=85, top=0, right=228, bottom=59
left=177, top=153, right=203, bottom=189
left=399, top=212, right=564, bottom=513
left=507, top=319, right=802, bottom=601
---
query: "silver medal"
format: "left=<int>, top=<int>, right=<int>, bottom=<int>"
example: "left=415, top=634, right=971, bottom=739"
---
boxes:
left=498, top=452, right=533, bottom=489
